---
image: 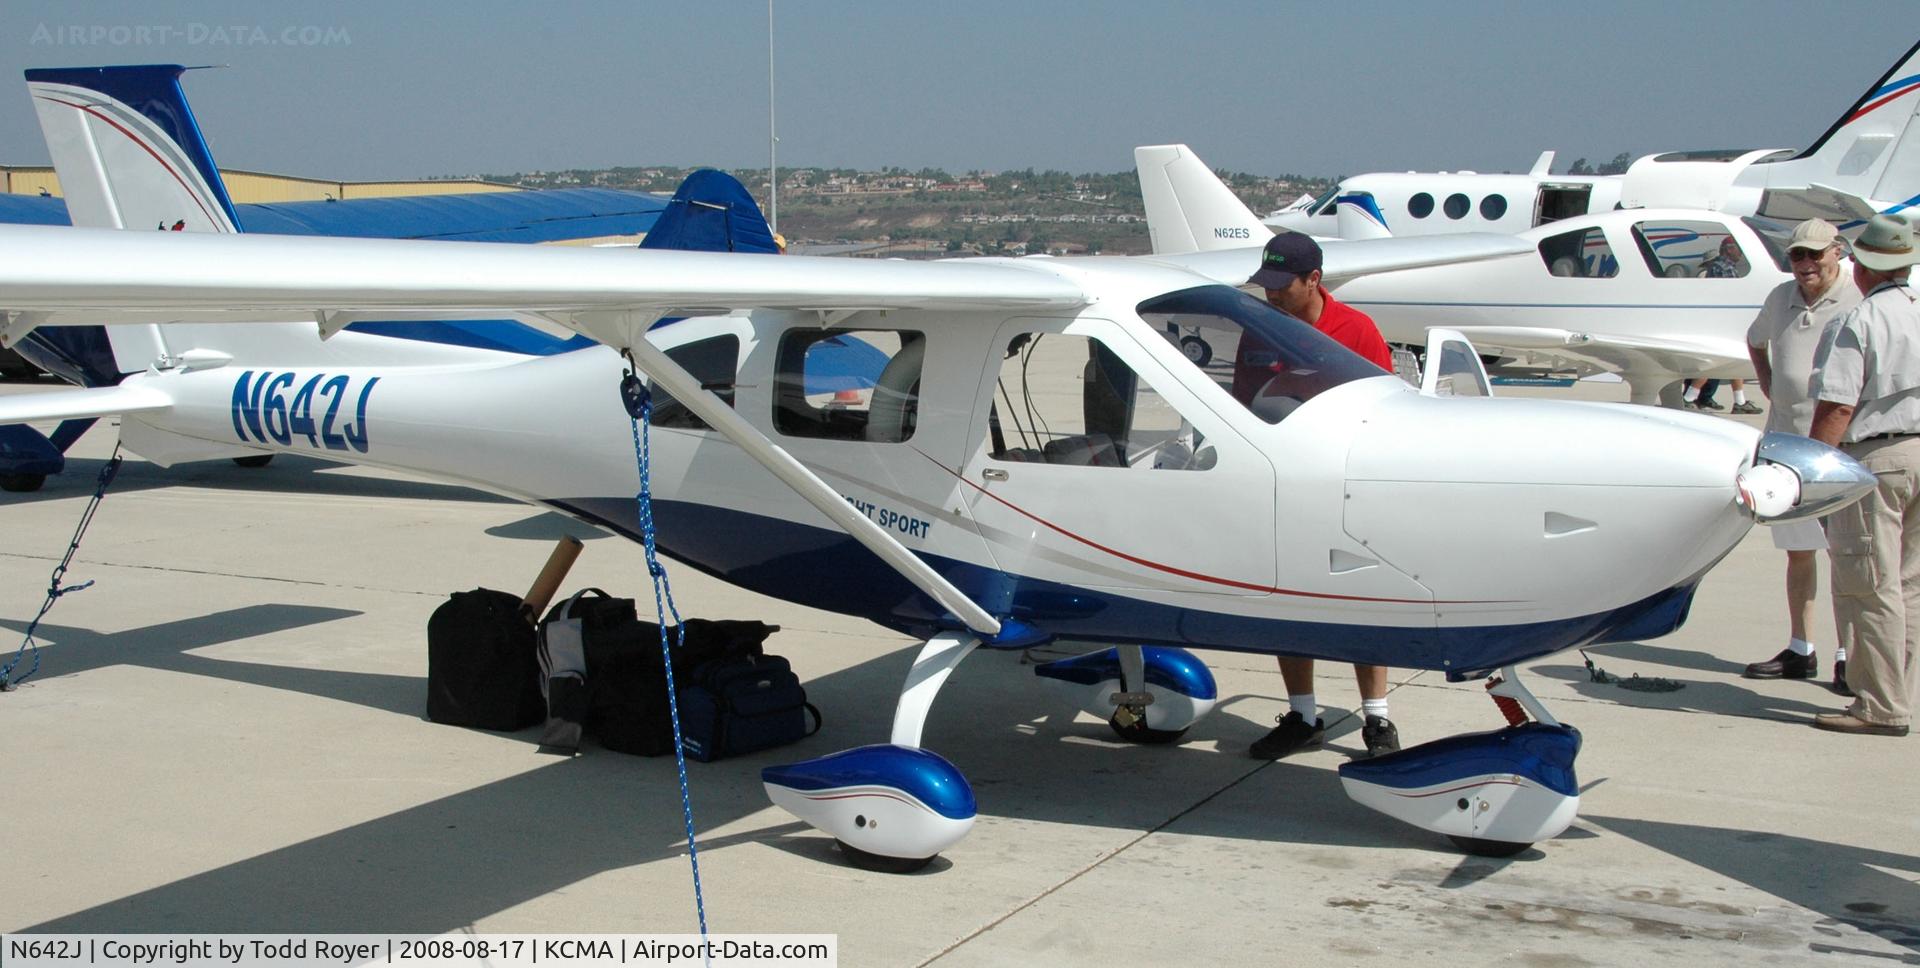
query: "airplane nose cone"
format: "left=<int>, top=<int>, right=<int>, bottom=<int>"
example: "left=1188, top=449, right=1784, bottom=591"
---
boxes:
left=1739, top=432, right=1878, bottom=522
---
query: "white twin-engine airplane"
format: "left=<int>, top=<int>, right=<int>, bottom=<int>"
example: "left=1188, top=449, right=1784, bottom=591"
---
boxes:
left=1140, top=143, right=1800, bottom=407
left=1268, top=39, right=1920, bottom=244
left=0, top=218, right=1876, bottom=869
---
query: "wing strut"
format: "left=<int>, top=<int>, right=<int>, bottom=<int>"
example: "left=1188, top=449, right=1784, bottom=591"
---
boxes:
left=613, top=326, right=1004, bottom=638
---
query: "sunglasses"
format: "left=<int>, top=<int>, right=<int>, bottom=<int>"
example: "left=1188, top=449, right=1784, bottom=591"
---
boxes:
left=1788, top=248, right=1831, bottom=262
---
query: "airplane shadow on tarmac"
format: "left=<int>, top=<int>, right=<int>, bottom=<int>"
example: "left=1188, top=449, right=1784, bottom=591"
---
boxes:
left=1586, top=815, right=1920, bottom=958
left=1533, top=647, right=1839, bottom=725
left=10, top=622, right=1472, bottom=933
left=17, top=609, right=1900, bottom=938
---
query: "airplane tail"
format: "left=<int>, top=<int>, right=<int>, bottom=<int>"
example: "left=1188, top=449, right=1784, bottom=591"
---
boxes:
left=1789, top=39, right=1920, bottom=205
left=1134, top=144, right=1270, bottom=255
left=24, top=65, right=244, bottom=383
left=639, top=169, right=779, bottom=253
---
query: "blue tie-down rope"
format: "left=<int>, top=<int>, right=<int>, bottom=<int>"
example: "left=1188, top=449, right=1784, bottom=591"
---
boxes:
left=622, top=362, right=710, bottom=944
left=4, top=445, right=123, bottom=691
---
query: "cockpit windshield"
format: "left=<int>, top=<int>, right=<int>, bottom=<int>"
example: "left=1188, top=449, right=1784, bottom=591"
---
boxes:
left=1137, top=285, right=1386, bottom=424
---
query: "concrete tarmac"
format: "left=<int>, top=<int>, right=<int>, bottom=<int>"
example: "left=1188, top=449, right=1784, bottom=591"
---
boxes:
left=2, top=377, right=1917, bottom=966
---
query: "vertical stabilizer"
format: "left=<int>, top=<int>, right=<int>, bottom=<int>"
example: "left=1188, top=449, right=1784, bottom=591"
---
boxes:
left=26, top=65, right=241, bottom=376
left=26, top=65, right=239, bottom=233
left=1787, top=40, right=1920, bottom=205
left=1134, top=144, right=1270, bottom=255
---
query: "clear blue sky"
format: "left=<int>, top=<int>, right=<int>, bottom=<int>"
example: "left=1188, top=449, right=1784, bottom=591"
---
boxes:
left=0, top=0, right=1912, bottom=181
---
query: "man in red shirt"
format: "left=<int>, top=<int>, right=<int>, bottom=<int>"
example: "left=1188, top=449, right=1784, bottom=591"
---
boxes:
left=1245, top=231, right=1401, bottom=760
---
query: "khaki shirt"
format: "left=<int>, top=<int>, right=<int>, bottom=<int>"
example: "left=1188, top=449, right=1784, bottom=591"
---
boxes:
left=1814, top=282, right=1920, bottom=442
left=1748, top=275, right=1861, bottom=435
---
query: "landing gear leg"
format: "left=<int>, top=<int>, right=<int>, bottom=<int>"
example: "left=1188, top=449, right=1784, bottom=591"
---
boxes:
left=1338, top=664, right=1581, bottom=857
left=763, top=632, right=982, bottom=872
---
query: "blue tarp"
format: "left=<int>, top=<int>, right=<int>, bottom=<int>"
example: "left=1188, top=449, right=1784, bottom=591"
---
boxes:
left=0, top=187, right=666, bottom=242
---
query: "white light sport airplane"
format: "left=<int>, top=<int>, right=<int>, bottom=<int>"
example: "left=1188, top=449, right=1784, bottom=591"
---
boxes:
left=1140, top=144, right=1796, bottom=407
left=0, top=208, right=1875, bottom=869
left=1268, top=39, right=1920, bottom=246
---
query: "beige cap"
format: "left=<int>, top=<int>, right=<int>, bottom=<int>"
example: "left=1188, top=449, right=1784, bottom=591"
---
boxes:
left=1787, top=218, right=1840, bottom=253
left=1852, top=213, right=1920, bottom=271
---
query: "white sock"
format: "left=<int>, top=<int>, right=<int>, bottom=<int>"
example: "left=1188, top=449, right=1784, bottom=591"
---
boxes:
left=1362, top=697, right=1390, bottom=720
left=1288, top=694, right=1316, bottom=721
left=1836, top=646, right=1848, bottom=662
left=1733, top=388, right=1748, bottom=405
left=1683, top=386, right=1700, bottom=402
left=1789, top=638, right=1813, bottom=657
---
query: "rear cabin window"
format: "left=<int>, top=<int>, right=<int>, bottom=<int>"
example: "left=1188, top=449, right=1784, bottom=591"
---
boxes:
left=649, top=335, right=740, bottom=431
left=774, top=329, right=924, bottom=443
left=1538, top=226, right=1619, bottom=278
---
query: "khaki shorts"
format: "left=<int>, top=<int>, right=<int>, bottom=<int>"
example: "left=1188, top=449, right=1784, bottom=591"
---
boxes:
left=1771, top=517, right=1829, bottom=552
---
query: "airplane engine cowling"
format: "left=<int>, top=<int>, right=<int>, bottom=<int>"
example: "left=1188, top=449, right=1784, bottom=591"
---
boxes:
left=763, top=744, right=975, bottom=870
left=1338, top=723, right=1581, bottom=850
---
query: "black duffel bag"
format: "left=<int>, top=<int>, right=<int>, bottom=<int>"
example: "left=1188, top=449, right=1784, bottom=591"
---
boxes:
left=426, top=588, right=542, bottom=730
left=677, top=652, right=821, bottom=762
left=584, top=616, right=789, bottom=756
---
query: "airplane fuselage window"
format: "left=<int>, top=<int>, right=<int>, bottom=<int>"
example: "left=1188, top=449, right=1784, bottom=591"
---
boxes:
left=1137, top=285, right=1382, bottom=426
left=1443, top=193, right=1471, bottom=219
left=1538, top=226, right=1619, bottom=278
left=649, top=334, right=741, bottom=431
left=1630, top=220, right=1749, bottom=279
left=1480, top=194, right=1508, bottom=220
left=773, top=328, right=925, bottom=443
left=988, top=332, right=1204, bottom=470
left=1408, top=192, right=1435, bottom=219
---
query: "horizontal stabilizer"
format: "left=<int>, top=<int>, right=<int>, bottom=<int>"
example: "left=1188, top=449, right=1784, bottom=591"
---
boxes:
left=0, top=383, right=170, bottom=425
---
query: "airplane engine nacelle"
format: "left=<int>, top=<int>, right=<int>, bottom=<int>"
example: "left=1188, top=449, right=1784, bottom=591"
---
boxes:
left=1337, top=723, right=1581, bottom=855
left=763, top=744, right=976, bottom=872
left=1032, top=647, right=1218, bottom=737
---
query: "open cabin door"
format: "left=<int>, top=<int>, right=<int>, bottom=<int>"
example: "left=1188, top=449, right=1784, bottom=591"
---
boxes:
left=959, top=315, right=1276, bottom=601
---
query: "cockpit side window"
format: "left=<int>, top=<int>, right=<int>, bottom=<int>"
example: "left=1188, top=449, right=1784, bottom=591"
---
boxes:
left=1137, top=285, right=1384, bottom=425
left=1632, top=220, right=1750, bottom=278
left=988, top=333, right=1206, bottom=469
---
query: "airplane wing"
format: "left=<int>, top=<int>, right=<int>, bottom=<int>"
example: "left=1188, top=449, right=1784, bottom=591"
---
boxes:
left=1142, top=233, right=1533, bottom=289
left=0, top=224, right=1087, bottom=349
left=1442, top=325, right=1751, bottom=378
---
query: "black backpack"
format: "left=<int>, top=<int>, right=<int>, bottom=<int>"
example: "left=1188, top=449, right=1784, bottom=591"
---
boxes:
left=426, top=588, right=542, bottom=730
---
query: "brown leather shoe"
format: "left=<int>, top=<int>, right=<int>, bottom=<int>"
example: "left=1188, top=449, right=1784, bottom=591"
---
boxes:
left=1813, top=711, right=1909, bottom=736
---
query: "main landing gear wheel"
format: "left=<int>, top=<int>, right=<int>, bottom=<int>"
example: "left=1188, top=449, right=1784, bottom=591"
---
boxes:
left=0, top=472, right=46, bottom=492
left=835, top=839, right=937, bottom=874
left=231, top=455, right=274, bottom=468
left=1447, top=835, right=1532, bottom=858
left=1107, top=708, right=1188, bottom=744
left=1179, top=336, right=1212, bottom=367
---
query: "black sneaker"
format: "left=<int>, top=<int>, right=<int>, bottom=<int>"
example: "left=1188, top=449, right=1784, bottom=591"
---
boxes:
left=1744, top=648, right=1816, bottom=680
left=1362, top=715, right=1401, bottom=757
left=1250, top=711, right=1325, bottom=760
left=1834, top=659, right=1854, bottom=696
left=1699, top=399, right=1725, bottom=411
left=1731, top=401, right=1763, bottom=415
